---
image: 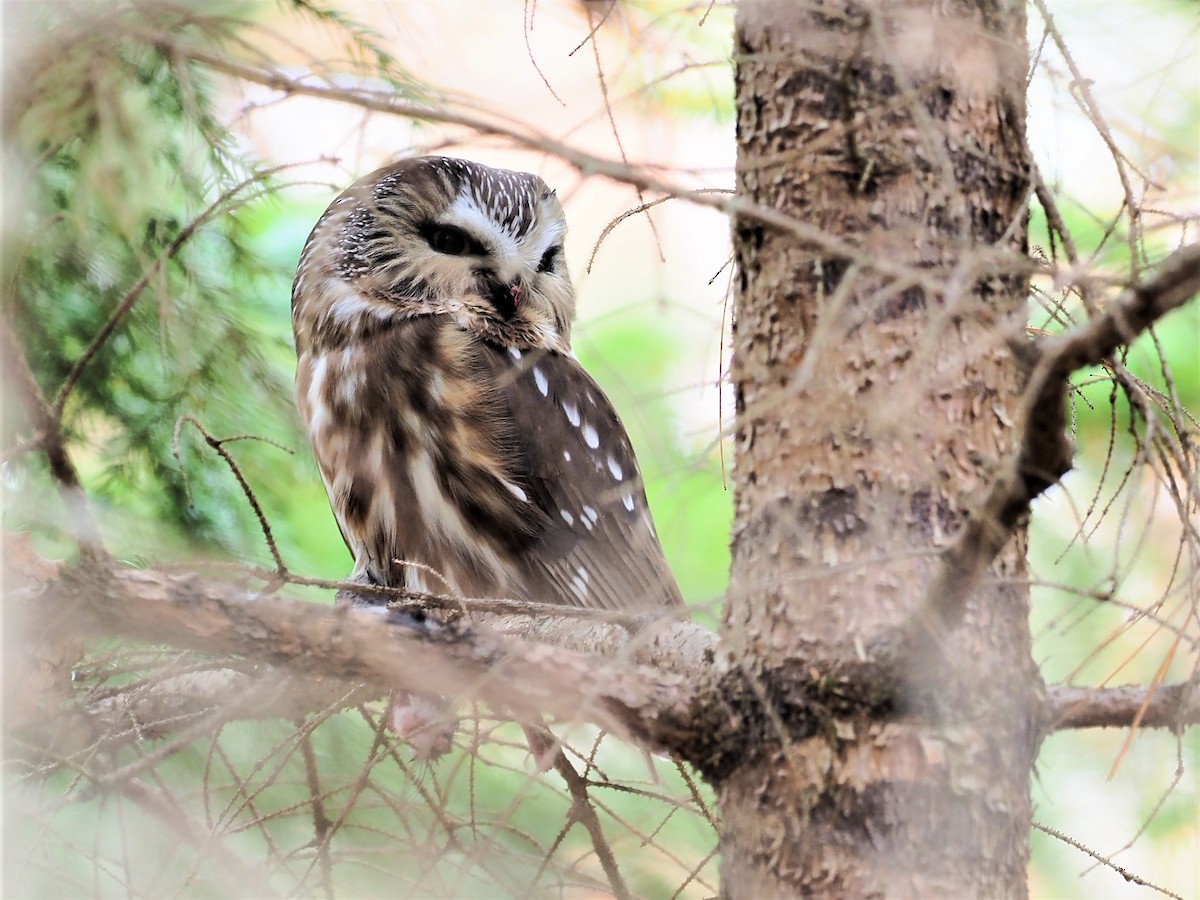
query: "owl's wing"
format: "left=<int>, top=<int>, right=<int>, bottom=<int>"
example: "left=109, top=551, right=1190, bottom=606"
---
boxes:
left=479, top=344, right=684, bottom=614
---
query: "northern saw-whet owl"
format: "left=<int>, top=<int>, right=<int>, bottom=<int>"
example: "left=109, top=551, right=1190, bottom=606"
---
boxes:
left=292, top=157, right=684, bottom=756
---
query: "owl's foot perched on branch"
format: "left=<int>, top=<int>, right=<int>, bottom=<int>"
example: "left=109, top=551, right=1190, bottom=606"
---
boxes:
left=387, top=689, right=460, bottom=761
left=337, top=594, right=559, bottom=769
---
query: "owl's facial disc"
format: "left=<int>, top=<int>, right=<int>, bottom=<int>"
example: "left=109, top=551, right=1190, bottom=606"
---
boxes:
left=298, top=156, right=576, bottom=352
left=425, top=185, right=568, bottom=330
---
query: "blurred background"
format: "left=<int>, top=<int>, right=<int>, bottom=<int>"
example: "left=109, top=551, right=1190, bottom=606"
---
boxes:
left=2, top=1, right=1196, bottom=896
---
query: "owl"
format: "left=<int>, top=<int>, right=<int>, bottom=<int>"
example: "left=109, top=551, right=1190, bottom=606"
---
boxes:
left=292, top=156, right=684, bottom=757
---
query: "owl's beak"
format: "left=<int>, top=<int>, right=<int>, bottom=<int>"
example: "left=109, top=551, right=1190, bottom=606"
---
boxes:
left=482, top=275, right=523, bottom=319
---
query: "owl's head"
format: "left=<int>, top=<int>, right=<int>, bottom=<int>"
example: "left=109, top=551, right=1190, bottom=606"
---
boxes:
left=293, top=156, right=575, bottom=352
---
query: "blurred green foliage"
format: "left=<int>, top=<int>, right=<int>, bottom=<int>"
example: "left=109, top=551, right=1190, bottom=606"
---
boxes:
left=6, top=2, right=301, bottom=563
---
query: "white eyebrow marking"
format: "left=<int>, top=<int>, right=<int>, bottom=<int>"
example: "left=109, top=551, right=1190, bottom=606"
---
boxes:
left=607, top=456, right=623, bottom=480
left=582, top=424, right=599, bottom=448
left=533, top=367, right=548, bottom=396
left=447, top=193, right=519, bottom=255
left=563, top=401, right=580, bottom=427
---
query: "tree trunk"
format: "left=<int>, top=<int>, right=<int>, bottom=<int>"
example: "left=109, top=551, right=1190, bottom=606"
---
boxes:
left=722, top=0, right=1041, bottom=895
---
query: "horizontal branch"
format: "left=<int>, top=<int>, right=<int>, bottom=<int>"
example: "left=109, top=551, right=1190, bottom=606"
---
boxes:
left=31, top=562, right=718, bottom=757
left=69, top=607, right=715, bottom=746
left=1046, top=682, right=1200, bottom=732
left=79, top=666, right=372, bottom=745
left=14, top=548, right=1196, bottom=787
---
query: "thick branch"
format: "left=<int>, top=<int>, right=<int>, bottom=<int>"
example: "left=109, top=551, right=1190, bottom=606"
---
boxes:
left=31, top=563, right=713, bottom=756
left=920, top=244, right=1200, bottom=629
left=1047, top=682, right=1199, bottom=731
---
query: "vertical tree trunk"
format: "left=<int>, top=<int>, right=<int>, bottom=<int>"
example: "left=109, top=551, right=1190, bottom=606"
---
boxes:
left=722, top=0, right=1041, bottom=895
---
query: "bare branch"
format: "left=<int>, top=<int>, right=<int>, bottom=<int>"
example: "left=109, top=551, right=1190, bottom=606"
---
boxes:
left=551, top=751, right=632, bottom=900
left=31, top=563, right=708, bottom=756
left=1046, top=682, right=1199, bottom=732
left=155, top=36, right=1020, bottom=291
left=918, top=244, right=1200, bottom=632
left=1032, top=822, right=1183, bottom=900
left=78, top=667, right=371, bottom=746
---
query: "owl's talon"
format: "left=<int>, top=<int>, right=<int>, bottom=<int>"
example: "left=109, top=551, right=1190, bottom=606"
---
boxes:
left=388, top=690, right=460, bottom=761
left=385, top=605, right=434, bottom=632
left=334, top=587, right=386, bottom=608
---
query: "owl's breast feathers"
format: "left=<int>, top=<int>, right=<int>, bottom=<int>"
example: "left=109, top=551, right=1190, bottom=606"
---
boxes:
left=296, top=315, right=682, bottom=613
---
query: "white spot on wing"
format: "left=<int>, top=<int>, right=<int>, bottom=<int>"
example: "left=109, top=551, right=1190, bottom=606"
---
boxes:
left=563, top=450, right=571, bottom=462
left=504, top=481, right=528, bottom=502
left=571, top=567, right=589, bottom=599
left=338, top=352, right=362, bottom=405
left=563, top=401, right=580, bottom=427
left=307, top=402, right=329, bottom=437
left=622, top=492, right=635, bottom=512
left=581, top=505, right=599, bottom=530
left=534, top=367, right=548, bottom=396
left=429, top=371, right=445, bottom=402
left=582, top=423, right=599, bottom=448
left=607, top=455, right=623, bottom=480
left=508, top=346, right=522, bottom=360
left=560, top=509, right=574, bottom=525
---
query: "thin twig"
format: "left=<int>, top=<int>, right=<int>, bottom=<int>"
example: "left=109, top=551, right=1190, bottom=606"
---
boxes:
left=50, top=163, right=294, bottom=420
left=298, top=727, right=335, bottom=900
left=173, top=417, right=290, bottom=574
left=1032, top=821, right=1182, bottom=900
left=551, top=750, right=632, bottom=900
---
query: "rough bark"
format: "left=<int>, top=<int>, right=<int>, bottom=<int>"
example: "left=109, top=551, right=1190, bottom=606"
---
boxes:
left=723, top=1, right=1040, bottom=895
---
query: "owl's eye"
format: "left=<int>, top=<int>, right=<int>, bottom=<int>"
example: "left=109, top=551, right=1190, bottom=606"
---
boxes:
left=537, top=246, right=560, bottom=273
left=424, top=224, right=478, bottom=257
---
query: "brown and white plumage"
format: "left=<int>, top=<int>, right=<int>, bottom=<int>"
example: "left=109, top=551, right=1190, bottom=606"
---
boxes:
left=292, top=155, right=682, bottom=628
